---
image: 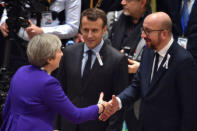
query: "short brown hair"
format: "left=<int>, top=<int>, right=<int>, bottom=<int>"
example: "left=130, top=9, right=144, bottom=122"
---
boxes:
left=81, top=8, right=107, bottom=27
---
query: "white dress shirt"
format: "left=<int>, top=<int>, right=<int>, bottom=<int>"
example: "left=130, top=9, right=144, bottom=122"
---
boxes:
left=0, top=0, right=81, bottom=41
left=150, top=36, right=174, bottom=81
left=182, top=0, right=195, bottom=14
left=81, top=39, right=104, bottom=77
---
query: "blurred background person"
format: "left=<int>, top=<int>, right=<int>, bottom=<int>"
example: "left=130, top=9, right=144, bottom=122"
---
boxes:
left=156, top=0, right=197, bottom=63
left=54, top=8, right=128, bottom=131
left=0, top=1, right=5, bottom=66
left=0, top=34, right=107, bottom=131
left=0, top=0, right=81, bottom=72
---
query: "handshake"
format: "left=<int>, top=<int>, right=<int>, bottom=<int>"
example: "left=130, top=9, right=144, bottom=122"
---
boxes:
left=97, top=92, right=120, bottom=121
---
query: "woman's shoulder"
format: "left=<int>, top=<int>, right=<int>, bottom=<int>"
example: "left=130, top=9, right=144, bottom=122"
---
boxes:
left=13, top=65, right=56, bottom=83
left=15, top=65, right=39, bottom=74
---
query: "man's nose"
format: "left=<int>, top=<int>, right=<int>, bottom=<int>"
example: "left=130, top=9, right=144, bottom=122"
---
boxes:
left=141, top=31, right=146, bottom=38
left=87, top=31, right=93, bottom=38
left=121, top=0, right=127, bottom=5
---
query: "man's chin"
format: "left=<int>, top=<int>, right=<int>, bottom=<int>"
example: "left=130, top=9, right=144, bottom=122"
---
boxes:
left=86, top=43, right=95, bottom=49
left=146, top=42, right=154, bottom=50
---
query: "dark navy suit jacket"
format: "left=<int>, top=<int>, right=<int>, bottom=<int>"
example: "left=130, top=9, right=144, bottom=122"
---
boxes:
left=118, top=41, right=197, bottom=131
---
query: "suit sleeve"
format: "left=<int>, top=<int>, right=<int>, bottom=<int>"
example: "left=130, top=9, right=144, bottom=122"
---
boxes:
left=106, top=55, right=129, bottom=131
left=177, top=57, right=197, bottom=131
left=117, top=48, right=148, bottom=109
left=42, top=77, right=99, bottom=124
left=118, top=65, right=141, bottom=109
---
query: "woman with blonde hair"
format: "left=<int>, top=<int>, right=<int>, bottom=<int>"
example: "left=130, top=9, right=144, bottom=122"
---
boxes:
left=0, top=34, right=106, bottom=131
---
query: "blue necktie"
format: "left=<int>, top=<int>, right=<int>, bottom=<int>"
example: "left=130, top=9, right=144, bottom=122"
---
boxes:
left=181, top=0, right=189, bottom=29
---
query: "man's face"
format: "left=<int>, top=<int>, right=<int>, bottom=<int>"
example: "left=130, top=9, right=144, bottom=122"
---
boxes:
left=80, top=16, right=106, bottom=49
left=121, top=0, right=142, bottom=17
left=141, top=19, right=163, bottom=50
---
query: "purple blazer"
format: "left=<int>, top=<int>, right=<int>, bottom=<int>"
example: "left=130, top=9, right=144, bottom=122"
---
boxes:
left=0, top=65, right=99, bottom=131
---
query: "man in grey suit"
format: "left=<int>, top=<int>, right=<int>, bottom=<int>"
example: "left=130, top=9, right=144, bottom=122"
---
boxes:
left=100, top=12, right=197, bottom=131
left=54, top=8, right=128, bottom=131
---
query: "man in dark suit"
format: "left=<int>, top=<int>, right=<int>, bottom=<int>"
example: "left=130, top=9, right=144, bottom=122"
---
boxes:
left=157, top=0, right=197, bottom=63
left=54, top=8, right=128, bottom=131
left=109, top=0, right=151, bottom=130
left=100, top=12, right=197, bottom=131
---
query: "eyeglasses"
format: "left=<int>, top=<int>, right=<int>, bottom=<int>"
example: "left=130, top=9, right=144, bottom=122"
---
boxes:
left=141, top=27, right=165, bottom=36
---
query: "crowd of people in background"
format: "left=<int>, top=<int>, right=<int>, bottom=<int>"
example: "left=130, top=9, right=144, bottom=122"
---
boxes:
left=1, top=0, right=197, bottom=131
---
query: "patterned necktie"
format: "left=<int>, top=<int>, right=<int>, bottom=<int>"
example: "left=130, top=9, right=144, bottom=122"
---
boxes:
left=181, top=0, right=189, bottom=28
left=82, top=50, right=92, bottom=81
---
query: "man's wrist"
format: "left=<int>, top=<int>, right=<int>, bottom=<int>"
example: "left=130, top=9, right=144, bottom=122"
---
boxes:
left=97, top=102, right=105, bottom=114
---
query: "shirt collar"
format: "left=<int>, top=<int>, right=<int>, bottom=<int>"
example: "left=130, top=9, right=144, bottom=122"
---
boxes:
left=157, top=36, right=174, bottom=58
left=84, top=39, right=104, bottom=54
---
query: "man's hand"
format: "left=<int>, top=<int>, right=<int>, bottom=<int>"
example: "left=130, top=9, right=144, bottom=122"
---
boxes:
left=120, top=49, right=124, bottom=54
left=26, top=20, right=43, bottom=39
left=0, top=22, right=9, bottom=37
left=128, top=59, right=140, bottom=74
left=99, top=95, right=119, bottom=121
left=97, top=92, right=113, bottom=115
left=120, top=49, right=140, bottom=74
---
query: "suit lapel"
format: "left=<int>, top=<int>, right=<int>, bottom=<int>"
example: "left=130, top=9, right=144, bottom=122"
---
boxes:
left=143, top=49, right=154, bottom=95
left=77, top=43, right=85, bottom=88
left=80, top=42, right=106, bottom=93
left=149, top=55, right=168, bottom=88
left=148, top=42, right=175, bottom=94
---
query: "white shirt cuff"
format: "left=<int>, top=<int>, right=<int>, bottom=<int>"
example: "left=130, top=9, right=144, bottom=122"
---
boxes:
left=116, top=97, right=122, bottom=110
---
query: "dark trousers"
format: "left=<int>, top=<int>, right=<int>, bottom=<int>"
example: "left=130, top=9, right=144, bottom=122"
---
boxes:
left=125, top=107, right=139, bottom=131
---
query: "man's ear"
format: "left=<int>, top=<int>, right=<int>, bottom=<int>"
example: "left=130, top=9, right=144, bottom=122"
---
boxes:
left=162, top=30, right=169, bottom=39
left=103, top=26, right=107, bottom=35
left=141, top=0, right=147, bottom=8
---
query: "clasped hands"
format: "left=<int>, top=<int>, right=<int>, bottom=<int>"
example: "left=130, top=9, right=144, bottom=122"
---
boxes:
left=97, top=92, right=119, bottom=121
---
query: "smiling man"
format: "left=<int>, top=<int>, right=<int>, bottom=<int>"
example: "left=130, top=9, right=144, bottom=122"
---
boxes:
left=54, top=8, right=128, bottom=131
left=101, top=12, right=197, bottom=131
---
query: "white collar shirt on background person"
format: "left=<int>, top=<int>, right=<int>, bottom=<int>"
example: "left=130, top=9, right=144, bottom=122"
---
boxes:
left=0, top=0, right=81, bottom=41
left=81, top=39, right=104, bottom=77
left=182, top=0, right=195, bottom=14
